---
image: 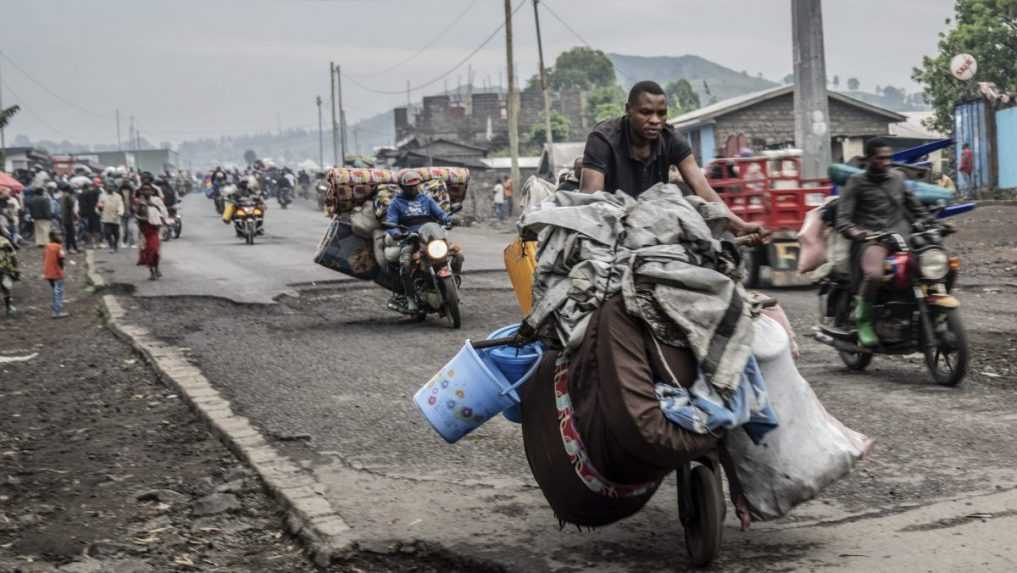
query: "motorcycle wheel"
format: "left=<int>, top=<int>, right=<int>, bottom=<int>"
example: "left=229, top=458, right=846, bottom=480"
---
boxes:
left=439, top=275, right=462, bottom=329
left=925, top=309, right=969, bottom=386
left=678, top=464, right=724, bottom=568
left=839, top=350, right=873, bottom=371
left=174, top=221, right=182, bottom=239
left=161, top=226, right=171, bottom=241
left=246, top=224, right=255, bottom=245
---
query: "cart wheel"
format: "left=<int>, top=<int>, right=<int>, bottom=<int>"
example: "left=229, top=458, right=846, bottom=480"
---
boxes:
left=678, top=464, right=724, bottom=567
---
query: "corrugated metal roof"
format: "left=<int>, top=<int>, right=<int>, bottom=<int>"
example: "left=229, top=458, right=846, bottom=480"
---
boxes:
left=889, top=111, right=944, bottom=140
left=480, top=157, right=541, bottom=169
left=669, top=86, right=906, bottom=130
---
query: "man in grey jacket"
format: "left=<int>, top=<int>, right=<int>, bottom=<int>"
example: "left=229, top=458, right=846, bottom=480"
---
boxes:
left=835, top=137, right=934, bottom=346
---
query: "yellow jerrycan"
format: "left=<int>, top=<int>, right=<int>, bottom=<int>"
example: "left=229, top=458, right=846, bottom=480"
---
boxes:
left=504, top=238, right=538, bottom=316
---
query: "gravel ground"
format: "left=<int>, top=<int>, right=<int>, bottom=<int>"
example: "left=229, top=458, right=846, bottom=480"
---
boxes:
left=0, top=250, right=505, bottom=573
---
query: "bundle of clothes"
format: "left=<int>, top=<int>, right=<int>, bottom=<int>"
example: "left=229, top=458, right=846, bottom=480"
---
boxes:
left=515, top=184, right=870, bottom=526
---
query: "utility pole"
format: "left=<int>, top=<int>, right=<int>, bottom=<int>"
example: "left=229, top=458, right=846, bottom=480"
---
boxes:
left=791, top=0, right=831, bottom=179
left=504, top=0, right=521, bottom=211
left=337, top=65, right=347, bottom=164
left=0, top=58, right=6, bottom=170
left=353, top=127, right=360, bottom=156
left=329, top=62, right=339, bottom=167
left=532, top=0, right=554, bottom=147
left=315, top=95, right=324, bottom=170
left=116, top=109, right=122, bottom=151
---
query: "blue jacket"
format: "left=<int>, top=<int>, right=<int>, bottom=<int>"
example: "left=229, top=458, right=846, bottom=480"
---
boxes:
left=384, top=192, right=450, bottom=237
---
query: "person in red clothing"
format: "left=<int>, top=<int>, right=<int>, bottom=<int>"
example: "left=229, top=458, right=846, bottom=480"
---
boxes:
left=42, top=230, right=68, bottom=318
left=959, top=143, right=974, bottom=198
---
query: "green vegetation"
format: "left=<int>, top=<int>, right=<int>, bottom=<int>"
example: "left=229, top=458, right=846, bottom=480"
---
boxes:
left=528, top=112, right=571, bottom=146
left=913, top=0, right=1017, bottom=134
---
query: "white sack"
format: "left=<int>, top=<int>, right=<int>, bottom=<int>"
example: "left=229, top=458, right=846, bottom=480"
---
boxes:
left=727, top=316, right=872, bottom=520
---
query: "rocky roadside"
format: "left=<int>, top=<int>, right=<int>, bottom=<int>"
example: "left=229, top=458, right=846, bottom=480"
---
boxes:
left=0, top=248, right=504, bottom=573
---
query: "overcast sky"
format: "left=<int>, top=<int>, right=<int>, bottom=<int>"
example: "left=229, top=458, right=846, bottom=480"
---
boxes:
left=1, top=0, right=953, bottom=145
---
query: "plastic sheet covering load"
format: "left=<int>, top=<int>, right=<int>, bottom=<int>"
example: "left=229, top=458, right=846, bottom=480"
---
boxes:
left=726, top=316, right=872, bottom=520
left=313, top=217, right=379, bottom=280
left=520, top=175, right=556, bottom=215
left=828, top=164, right=954, bottom=205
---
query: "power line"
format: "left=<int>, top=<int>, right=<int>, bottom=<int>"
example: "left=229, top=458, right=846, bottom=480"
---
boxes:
left=0, top=50, right=112, bottom=120
left=342, top=0, right=528, bottom=96
left=346, top=0, right=479, bottom=79
left=0, top=80, right=72, bottom=139
left=540, top=0, right=591, bottom=48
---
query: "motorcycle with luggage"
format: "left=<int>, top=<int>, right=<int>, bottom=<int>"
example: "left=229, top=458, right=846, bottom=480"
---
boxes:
left=383, top=209, right=464, bottom=328
left=231, top=197, right=265, bottom=245
left=814, top=217, right=968, bottom=386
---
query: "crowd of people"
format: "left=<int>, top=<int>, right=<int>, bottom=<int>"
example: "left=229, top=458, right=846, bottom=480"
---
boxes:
left=0, top=165, right=189, bottom=318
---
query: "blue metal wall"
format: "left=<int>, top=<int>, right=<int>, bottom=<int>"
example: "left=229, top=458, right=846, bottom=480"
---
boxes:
left=701, top=125, right=716, bottom=166
left=954, top=100, right=992, bottom=190
left=996, top=107, right=1017, bottom=189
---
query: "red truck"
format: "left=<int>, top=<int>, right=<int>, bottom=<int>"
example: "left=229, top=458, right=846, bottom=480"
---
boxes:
left=705, top=151, right=832, bottom=287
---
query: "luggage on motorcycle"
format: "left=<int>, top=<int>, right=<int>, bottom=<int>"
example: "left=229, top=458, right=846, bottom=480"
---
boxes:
left=222, top=202, right=236, bottom=223
left=400, top=167, right=471, bottom=204
left=421, top=179, right=452, bottom=213
left=504, top=238, right=538, bottom=316
left=350, top=202, right=381, bottom=238
left=726, top=316, right=872, bottom=521
left=373, top=184, right=398, bottom=218
left=796, top=206, right=827, bottom=273
left=313, top=217, right=379, bottom=280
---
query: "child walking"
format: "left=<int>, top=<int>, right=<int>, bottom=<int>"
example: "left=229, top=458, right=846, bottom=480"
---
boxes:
left=42, top=230, right=69, bottom=319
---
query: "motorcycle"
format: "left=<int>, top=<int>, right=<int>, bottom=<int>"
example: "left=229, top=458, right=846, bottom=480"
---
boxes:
left=315, top=182, right=328, bottom=212
left=813, top=219, right=968, bottom=386
left=277, top=184, right=293, bottom=209
left=231, top=198, right=265, bottom=245
left=384, top=211, right=464, bottom=329
left=160, top=206, right=183, bottom=241
left=213, top=187, right=226, bottom=215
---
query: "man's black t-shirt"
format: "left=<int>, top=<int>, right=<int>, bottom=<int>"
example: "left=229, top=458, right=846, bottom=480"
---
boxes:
left=582, top=116, right=693, bottom=198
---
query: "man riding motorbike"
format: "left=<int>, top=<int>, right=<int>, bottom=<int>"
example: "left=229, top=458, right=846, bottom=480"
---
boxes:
left=835, top=137, right=938, bottom=347
left=384, top=170, right=460, bottom=314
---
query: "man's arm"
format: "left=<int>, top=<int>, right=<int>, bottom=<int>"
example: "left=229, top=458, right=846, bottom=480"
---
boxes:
left=426, top=196, right=451, bottom=225
left=835, top=177, right=866, bottom=239
left=579, top=132, right=610, bottom=193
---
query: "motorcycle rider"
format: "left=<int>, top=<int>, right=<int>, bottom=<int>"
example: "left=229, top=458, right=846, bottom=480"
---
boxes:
left=835, top=137, right=937, bottom=346
left=384, top=171, right=455, bottom=314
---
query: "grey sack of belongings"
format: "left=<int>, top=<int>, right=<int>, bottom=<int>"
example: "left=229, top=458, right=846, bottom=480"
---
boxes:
left=729, top=314, right=873, bottom=520
left=518, top=184, right=871, bottom=522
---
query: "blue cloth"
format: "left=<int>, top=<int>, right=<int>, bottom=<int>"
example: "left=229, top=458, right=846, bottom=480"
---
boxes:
left=384, top=192, right=450, bottom=237
left=49, top=279, right=64, bottom=315
left=656, top=355, right=778, bottom=444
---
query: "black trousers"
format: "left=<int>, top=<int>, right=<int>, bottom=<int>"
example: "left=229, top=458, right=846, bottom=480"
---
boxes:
left=103, top=223, right=120, bottom=250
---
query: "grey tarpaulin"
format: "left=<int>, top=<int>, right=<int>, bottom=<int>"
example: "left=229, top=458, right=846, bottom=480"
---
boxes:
left=520, top=184, right=753, bottom=394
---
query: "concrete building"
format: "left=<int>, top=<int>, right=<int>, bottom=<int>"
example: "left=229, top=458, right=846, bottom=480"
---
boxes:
left=70, top=149, right=180, bottom=174
left=2, top=147, right=52, bottom=173
left=670, top=85, right=906, bottom=166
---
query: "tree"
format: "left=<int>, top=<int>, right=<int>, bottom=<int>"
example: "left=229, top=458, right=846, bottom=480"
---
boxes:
left=0, top=105, right=20, bottom=130
left=847, top=77, right=861, bottom=91
left=664, top=79, right=701, bottom=115
left=588, top=84, right=626, bottom=124
left=882, top=85, right=907, bottom=107
left=243, top=149, right=258, bottom=165
left=913, top=0, right=1017, bottom=134
left=875, top=85, right=882, bottom=95
left=548, top=47, right=616, bottom=91
left=529, top=112, right=572, bottom=146
left=783, top=74, right=794, bottom=85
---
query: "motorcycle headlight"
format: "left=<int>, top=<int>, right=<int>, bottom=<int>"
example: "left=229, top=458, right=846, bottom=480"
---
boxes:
left=426, top=240, right=449, bottom=260
left=253, top=209, right=262, bottom=216
left=919, top=249, right=949, bottom=280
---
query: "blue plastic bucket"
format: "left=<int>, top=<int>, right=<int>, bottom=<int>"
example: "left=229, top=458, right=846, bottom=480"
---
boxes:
left=414, top=341, right=531, bottom=443
left=485, top=324, right=543, bottom=424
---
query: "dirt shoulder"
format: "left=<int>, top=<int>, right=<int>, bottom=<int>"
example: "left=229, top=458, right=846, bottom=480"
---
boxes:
left=0, top=249, right=491, bottom=572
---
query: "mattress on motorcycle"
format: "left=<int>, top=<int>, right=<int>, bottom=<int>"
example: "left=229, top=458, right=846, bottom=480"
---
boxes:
left=314, top=217, right=402, bottom=291
left=400, top=167, right=471, bottom=204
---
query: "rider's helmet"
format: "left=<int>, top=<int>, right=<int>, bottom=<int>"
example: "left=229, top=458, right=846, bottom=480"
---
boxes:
left=398, top=170, right=423, bottom=198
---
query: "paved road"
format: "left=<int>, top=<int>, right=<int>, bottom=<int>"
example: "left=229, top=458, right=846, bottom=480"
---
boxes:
left=94, top=193, right=515, bottom=303
left=94, top=200, right=1017, bottom=571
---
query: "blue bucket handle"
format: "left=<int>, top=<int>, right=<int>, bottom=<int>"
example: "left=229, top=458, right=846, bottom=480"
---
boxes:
left=499, top=345, right=543, bottom=397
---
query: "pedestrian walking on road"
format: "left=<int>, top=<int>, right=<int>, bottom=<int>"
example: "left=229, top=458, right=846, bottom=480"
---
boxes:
left=503, top=176, right=514, bottom=218
left=959, top=143, right=974, bottom=198
left=97, top=185, right=125, bottom=252
left=59, top=183, right=80, bottom=254
left=118, top=181, right=136, bottom=248
left=0, top=216, right=20, bottom=317
left=493, top=178, right=506, bottom=223
left=134, top=184, right=168, bottom=280
left=42, top=230, right=68, bottom=319
left=79, top=180, right=102, bottom=249
left=28, top=184, right=53, bottom=247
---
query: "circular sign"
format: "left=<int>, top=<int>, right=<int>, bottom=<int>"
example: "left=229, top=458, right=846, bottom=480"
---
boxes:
left=950, top=53, right=977, bottom=81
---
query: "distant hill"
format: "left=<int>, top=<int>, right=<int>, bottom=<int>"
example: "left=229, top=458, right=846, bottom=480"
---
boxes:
left=608, top=53, right=778, bottom=104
